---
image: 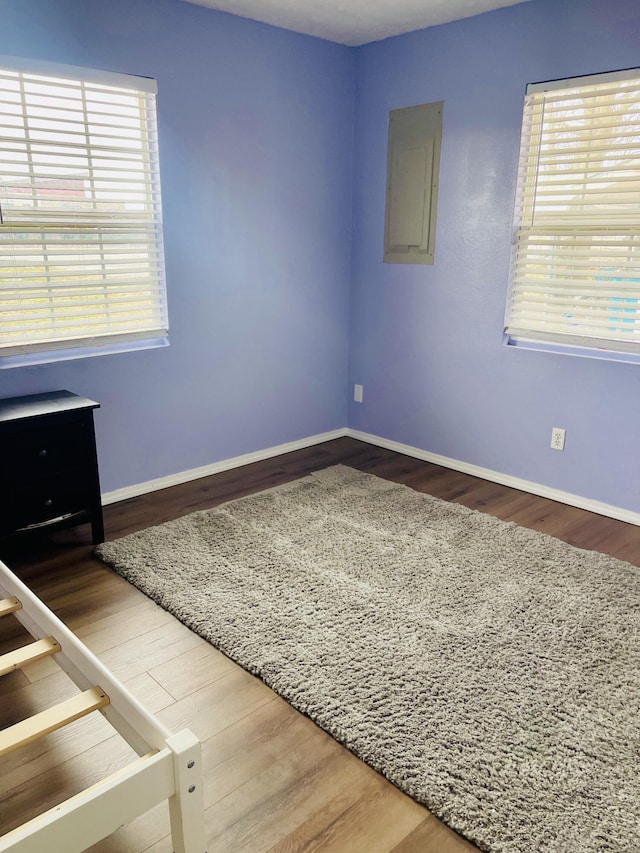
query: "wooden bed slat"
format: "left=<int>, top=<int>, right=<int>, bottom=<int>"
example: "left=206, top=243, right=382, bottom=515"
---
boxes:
left=0, top=597, right=22, bottom=618
left=0, top=686, right=110, bottom=758
left=0, top=637, right=61, bottom=677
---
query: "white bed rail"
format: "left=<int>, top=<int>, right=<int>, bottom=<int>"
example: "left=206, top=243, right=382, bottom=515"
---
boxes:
left=0, top=559, right=207, bottom=853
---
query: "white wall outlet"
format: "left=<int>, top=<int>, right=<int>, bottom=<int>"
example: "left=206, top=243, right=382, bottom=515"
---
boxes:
left=353, top=384, right=364, bottom=403
left=551, top=427, right=566, bottom=451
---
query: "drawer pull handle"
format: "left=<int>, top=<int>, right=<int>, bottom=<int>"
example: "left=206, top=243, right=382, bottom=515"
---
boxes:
left=38, top=449, right=48, bottom=458
left=43, top=499, right=53, bottom=508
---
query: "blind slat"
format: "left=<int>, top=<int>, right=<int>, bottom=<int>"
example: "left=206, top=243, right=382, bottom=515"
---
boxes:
left=0, top=330, right=165, bottom=356
left=1, top=268, right=165, bottom=284
left=519, top=247, right=640, bottom=259
left=1, top=171, right=158, bottom=186
left=1, top=285, right=167, bottom=301
left=1, top=302, right=167, bottom=325
left=0, top=133, right=153, bottom=157
left=508, top=295, right=640, bottom=314
left=507, top=329, right=640, bottom=354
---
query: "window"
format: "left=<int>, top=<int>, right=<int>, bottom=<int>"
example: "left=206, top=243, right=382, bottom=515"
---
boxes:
left=505, top=68, right=640, bottom=357
left=0, top=57, right=168, bottom=367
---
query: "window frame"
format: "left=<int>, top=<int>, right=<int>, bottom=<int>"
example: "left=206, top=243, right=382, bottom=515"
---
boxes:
left=0, top=56, right=169, bottom=368
left=504, top=67, right=640, bottom=362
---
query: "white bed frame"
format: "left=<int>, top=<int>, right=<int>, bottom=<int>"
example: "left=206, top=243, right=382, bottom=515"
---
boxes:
left=0, top=558, right=207, bottom=853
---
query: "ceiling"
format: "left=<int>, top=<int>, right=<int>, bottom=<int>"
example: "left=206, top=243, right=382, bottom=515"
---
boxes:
left=180, top=0, right=533, bottom=46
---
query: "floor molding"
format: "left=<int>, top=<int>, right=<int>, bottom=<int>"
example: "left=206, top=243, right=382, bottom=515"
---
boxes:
left=102, top=428, right=347, bottom=505
left=103, top=426, right=640, bottom=527
left=346, top=428, right=640, bottom=527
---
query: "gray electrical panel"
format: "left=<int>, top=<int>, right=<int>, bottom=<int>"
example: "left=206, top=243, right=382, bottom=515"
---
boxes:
left=384, top=101, right=443, bottom=265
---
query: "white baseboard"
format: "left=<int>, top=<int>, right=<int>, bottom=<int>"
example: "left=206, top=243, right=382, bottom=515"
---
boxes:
left=345, top=428, right=640, bottom=527
left=102, top=428, right=348, bottom=505
left=102, top=424, right=640, bottom=527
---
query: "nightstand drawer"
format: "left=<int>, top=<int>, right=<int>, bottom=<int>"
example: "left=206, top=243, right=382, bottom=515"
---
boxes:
left=3, top=476, right=89, bottom=531
left=0, top=421, right=87, bottom=481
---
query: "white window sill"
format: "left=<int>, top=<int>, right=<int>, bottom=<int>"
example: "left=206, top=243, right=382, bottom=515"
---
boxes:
left=0, top=337, right=169, bottom=370
left=504, top=335, right=640, bottom=366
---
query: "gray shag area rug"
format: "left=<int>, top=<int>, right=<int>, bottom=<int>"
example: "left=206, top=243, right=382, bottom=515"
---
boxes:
left=95, top=465, right=640, bottom=853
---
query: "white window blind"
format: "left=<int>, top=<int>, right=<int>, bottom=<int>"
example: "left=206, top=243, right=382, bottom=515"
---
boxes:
left=0, top=58, right=168, bottom=363
left=505, top=68, right=640, bottom=355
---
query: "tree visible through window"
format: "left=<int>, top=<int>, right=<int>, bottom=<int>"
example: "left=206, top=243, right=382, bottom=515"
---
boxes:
left=505, top=68, right=640, bottom=356
left=0, top=58, right=168, bottom=366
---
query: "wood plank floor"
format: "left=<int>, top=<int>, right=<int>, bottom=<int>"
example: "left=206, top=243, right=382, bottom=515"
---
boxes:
left=1, top=436, right=639, bottom=852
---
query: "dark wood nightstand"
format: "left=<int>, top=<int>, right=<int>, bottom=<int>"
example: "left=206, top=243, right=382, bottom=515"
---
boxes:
left=0, top=391, right=104, bottom=544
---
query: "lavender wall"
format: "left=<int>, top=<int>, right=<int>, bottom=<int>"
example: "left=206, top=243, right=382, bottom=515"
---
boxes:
left=349, top=0, right=640, bottom=513
left=3, top=0, right=640, bottom=514
left=0, top=0, right=354, bottom=492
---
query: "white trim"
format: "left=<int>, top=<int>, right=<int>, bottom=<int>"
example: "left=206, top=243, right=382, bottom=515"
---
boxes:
left=102, top=428, right=347, bottom=505
left=345, top=429, right=640, bottom=527
left=102, top=426, right=640, bottom=527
